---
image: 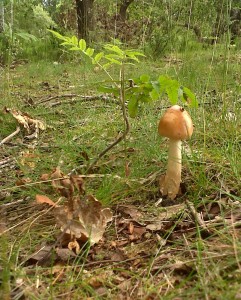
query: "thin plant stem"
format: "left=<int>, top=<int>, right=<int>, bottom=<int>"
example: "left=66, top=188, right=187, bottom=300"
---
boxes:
left=85, top=59, right=130, bottom=174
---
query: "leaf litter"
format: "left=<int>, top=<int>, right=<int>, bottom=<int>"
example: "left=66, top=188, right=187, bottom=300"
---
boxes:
left=35, top=167, right=113, bottom=252
left=2, top=172, right=241, bottom=298
left=1, top=73, right=241, bottom=298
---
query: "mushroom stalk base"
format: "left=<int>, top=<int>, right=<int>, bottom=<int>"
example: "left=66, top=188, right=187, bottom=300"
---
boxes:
left=160, top=139, right=182, bottom=200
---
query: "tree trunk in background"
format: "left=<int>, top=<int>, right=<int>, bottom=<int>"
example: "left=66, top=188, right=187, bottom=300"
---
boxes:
left=229, top=8, right=241, bottom=44
left=75, top=0, right=94, bottom=42
left=119, top=0, right=135, bottom=21
left=0, top=0, right=4, bottom=33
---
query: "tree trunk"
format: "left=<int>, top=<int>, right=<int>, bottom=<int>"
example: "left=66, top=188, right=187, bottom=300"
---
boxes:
left=75, top=0, right=94, bottom=42
left=230, top=8, right=241, bottom=44
left=0, top=0, right=4, bottom=33
left=119, top=0, right=135, bottom=21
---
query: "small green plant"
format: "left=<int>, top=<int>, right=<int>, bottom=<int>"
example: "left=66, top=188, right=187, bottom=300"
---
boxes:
left=0, top=23, right=38, bottom=64
left=49, top=30, right=198, bottom=171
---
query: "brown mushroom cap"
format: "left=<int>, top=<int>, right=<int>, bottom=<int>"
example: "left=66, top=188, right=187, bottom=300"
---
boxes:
left=158, top=105, right=193, bottom=140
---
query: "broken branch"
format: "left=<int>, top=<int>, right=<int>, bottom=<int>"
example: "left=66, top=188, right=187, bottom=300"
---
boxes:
left=0, top=127, right=20, bottom=147
left=36, top=94, right=118, bottom=106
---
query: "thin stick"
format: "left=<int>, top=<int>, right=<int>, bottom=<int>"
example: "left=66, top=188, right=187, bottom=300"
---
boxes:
left=0, top=157, right=14, bottom=167
left=0, top=199, right=25, bottom=207
left=186, top=201, right=211, bottom=234
left=36, top=93, right=77, bottom=104
left=0, top=127, right=20, bottom=146
left=36, top=94, right=118, bottom=105
left=85, top=63, right=130, bottom=174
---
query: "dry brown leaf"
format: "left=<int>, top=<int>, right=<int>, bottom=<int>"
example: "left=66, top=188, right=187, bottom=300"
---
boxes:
left=146, top=222, right=163, bottom=231
left=68, top=239, right=80, bottom=254
left=110, top=250, right=126, bottom=262
left=128, top=222, right=134, bottom=234
left=25, top=245, right=54, bottom=264
left=87, top=270, right=114, bottom=289
left=40, top=173, right=50, bottom=181
left=55, top=247, right=77, bottom=261
left=129, top=226, right=146, bottom=241
left=55, top=195, right=113, bottom=245
left=15, top=177, right=32, bottom=186
left=36, top=194, right=57, bottom=207
left=4, top=107, right=46, bottom=136
left=118, top=205, right=143, bottom=220
left=70, top=174, right=85, bottom=194
left=125, top=161, right=131, bottom=177
left=51, top=167, right=74, bottom=198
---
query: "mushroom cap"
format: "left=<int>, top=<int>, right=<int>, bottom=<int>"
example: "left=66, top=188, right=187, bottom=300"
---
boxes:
left=158, top=105, right=193, bottom=140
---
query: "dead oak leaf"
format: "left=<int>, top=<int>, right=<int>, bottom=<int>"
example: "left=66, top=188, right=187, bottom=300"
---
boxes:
left=118, top=204, right=143, bottom=220
left=55, top=195, right=113, bottom=245
left=36, top=194, right=58, bottom=207
left=129, top=226, right=146, bottom=241
left=55, top=247, right=77, bottom=261
left=51, top=167, right=74, bottom=199
left=68, top=239, right=80, bottom=254
left=24, top=245, right=54, bottom=266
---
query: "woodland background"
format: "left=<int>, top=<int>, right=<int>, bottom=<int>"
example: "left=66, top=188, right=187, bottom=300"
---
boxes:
left=0, top=0, right=240, bottom=64
left=0, top=1, right=241, bottom=299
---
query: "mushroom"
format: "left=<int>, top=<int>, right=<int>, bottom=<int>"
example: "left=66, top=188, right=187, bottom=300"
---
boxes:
left=158, top=105, right=193, bottom=200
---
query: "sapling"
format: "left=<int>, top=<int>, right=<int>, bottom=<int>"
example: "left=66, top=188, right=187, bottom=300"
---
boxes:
left=49, top=30, right=197, bottom=172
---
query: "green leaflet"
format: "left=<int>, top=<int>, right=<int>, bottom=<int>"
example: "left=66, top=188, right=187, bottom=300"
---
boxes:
left=85, top=48, right=95, bottom=57
left=94, top=52, right=104, bottom=63
left=182, top=87, right=198, bottom=107
left=48, top=29, right=66, bottom=41
left=150, top=89, right=159, bottom=101
left=98, top=85, right=119, bottom=97
left=71, top=36, right=78, bottom=46
left=79, top=39, right=86, bottom=51
left=49, top=30, right=198, bottom=115
left=128, top=97, right=139, bottom=118
left=140, top=74, right=150, bottom=83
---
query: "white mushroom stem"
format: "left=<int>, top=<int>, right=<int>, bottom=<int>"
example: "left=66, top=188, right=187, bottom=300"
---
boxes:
left=160, top=139, right=182, bottom=200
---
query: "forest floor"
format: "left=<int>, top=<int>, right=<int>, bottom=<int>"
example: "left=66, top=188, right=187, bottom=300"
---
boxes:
left=0, top=47, right=241, bottom=299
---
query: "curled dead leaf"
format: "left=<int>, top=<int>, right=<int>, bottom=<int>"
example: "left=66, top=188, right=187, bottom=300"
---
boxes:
left=129, top=226, right=146, bottom=241
left=51, top=167, right=74, bottom=198
left=55, top=195, right=113, bottom=245
left=70, top=174, right=85, bottom=194
left=118, top=205, right=143, bottom=220
left=40, top=173, right=50, bottom=181
left=146, top=223, right=163, bottom=231
left=68, top=239, right=80, bottom=254
left=4, top=107, right=46, bottom=138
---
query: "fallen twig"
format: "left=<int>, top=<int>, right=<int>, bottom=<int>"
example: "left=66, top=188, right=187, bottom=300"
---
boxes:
left=186, top=201, right=212, bottom=234
left=0, top=199, right=25, bottom=207
left=36, top=94, right=118, bottom=106
left=0, top=157, right=14, bottom=167
left=36, top=93, right=78, bottom=104
left=84, top=253, right=151, bottom=268
left=0, top=127, right=20, bottom=147
left=50, top=101, right=112, bottom=108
